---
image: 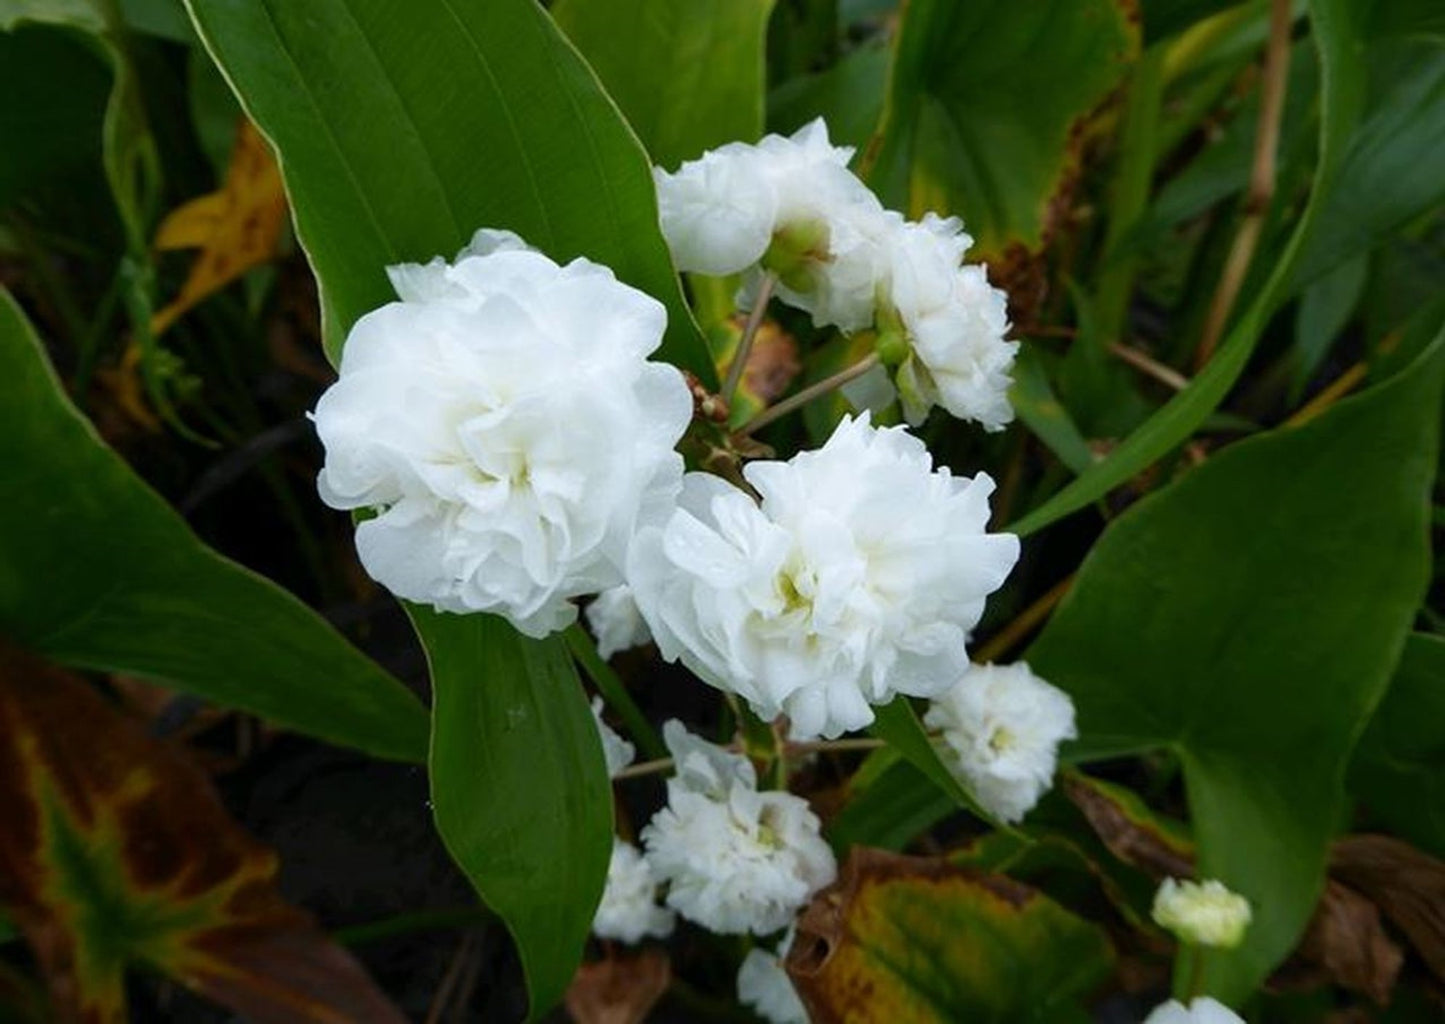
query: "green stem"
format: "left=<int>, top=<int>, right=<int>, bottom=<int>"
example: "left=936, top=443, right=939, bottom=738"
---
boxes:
left=722, top=273, right=776, bottom=404
left=565, top=623, right=666, bottom=761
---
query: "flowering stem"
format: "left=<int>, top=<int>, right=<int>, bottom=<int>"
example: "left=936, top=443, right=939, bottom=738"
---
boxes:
left=736, top=352, right=882, bottom=437
left=1183, top=943, right=1207, bottom=1001
left=613, top=756, right=675, bottom=780
left=787, top=737, right=885, bottom=755
left=974, top=573, right=1076, bottom=663
left=722, top=272, right=776, bottom=404
left=1110, top=342, right=1190, bottom=392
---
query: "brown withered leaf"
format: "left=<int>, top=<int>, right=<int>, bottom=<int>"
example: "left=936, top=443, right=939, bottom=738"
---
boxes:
left=1332, top=835, right=1445, bottom=985
left=564, top=949, right=670, bottom=1024
left=1061, top=770, right=1195, bottom=880
left=151, top=119, right=287, bottom=337
left=786, top=847, right=1113, bottom=1023
left=1294, top=880, right=1403, bottom=1005
left=0, top=641, right=406, bottom=1024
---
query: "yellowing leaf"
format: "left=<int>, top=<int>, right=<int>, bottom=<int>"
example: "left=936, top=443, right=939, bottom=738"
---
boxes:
left=150, top=120, right=287, bottom=336
left=0, top=641, right=407, bottom=1024
left=788, top=847, right=1114, bottom=1022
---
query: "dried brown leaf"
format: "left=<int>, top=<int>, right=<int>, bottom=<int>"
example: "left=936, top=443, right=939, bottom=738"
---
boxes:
left=564, top=949, right=670, bottom=1024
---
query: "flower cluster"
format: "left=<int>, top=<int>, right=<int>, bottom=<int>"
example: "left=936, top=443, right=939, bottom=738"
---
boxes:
left=1152, top=878, right=1253, bottom=949
left=641, top=721, right=836, bottom=934
left=654, top=119, right=1017, bottom=429
left=631, top=414, right=1018, bottom=739
left=924, top=662, right=1076, bottom=823
left=738, top=927, right=808, bottom=1024
left=312, top=229, right=691, bottom=637
left=591, top=839, right=674, bottom=944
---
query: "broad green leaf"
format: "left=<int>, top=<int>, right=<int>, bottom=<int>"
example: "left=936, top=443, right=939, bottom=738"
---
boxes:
left=183, top=0, right=679, bottom=1009
left=1009, top=0, right=1367, bottom=537
left=767, top=44, right=889, bottom=151
left=0, top=643, right=406, bottom=1023
left=183, top=0, right=712, bottom=382
left=1289, top=254, right=1367, bottom=401
left=421, top=610, right=611, bottom=1016
left=552, top=0, right=775, bottom=169
left=1026, top=329, right=1445, bottom=1002
left=1350, top=634, right=1445, bottom=859
left=789, top=848, right=1115, bottom=1022
left=0, top=291, right=427, bottom=763
left=866, top=0, right=1137, bottom=259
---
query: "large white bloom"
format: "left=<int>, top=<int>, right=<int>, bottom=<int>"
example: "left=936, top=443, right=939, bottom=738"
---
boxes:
left=641, top=722, right=835, bottom=935
left=585, top=584, right=653, bottom=660
left=880, top=213, right=1017, bottom=431
left=738, top=928, right=807, bottom=1024
left=592, top=839, right=674, bottom=944
left=312, top=230, right=692, bottom=637
left=629, top=414, right=1019, bottom=739
left=655, top=119, right=886, bottom=332
left=590, top=697, right=635, bottom=778
left=1142, top=997, right=1244, bottom=1024
left=1152, top=878, right=1253, bottom=949
left=924, top=662, right=1076, bottom=824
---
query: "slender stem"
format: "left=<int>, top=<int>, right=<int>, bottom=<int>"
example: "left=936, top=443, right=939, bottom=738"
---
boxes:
left=723, top=273, right=776, bottom=403
left=974, top=573, right=1077, bottom=664
left=1184, top=943, right=1207, bottom=1001
left=565, top=624, right=666, bottom=761
left=1110, top=342, right=1191, bottom=392
left=1192, top=0, right=1292, bottom=370
left=614, top=756, right=675, bottom=781
left=788, top=737, right=885, bottom=755
left=737, top=352, right=882, bottom=437
left=1283, top=361, right=1366, bottom=428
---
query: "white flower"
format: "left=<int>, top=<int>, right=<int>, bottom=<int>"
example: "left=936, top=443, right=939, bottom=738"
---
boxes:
left=641, top=721, right=835, bottom=934
left=312, top=234, right=693, bottom=637
left=628, top=414, right=1019, bottom=739
left=592, top=839, right=674, bottom=944
left=655, top=118, right=887, bottom=332
left=590, top=698, right=635, bottom=777
left=738, top=928, right=807, bottom=1024
left=881, top=213, right=1017, bottom=431
left=1142, top=997, right=1245, bottom=1024
left=1152, top=878, right=1253, bottom=949
left=585, top=584, right=652, bottom=659
left=924, top=662, right=1076, bottom=824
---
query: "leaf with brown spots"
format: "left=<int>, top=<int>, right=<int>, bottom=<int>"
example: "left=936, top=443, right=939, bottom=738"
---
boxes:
left=564, top=949, right=670, bottom=1024
left=0, top=641, right=406, bottom=1024
left=1062, top=770, right=1195, bottom=880
left=150, top=119, right=287, bottom=336
left=786, top=847, right=1114, bottom=1022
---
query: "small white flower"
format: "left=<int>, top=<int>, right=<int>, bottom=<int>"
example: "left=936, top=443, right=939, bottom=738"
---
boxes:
left=585, top=584, right=653, bottom=660
left=628, top=414, right=1019, bottom=739
left=641, top=722, right=835, bottom=934
left=590, top=698, right=635, bottom=778
left=312, top=233, right=693, bottom=637
left=924, top=662, right=1075, bottom=823
left=880, top=213, right=1017, bottom=431
left=1142, top=997, right=1245, bottom=1024
left=655, top=119, right=887, bottom=332
left=738, top=928, right=807, bottom=1024
left=1152, top=878, right=1253, bottom=949
left=592, top=839, right=674, bottom=944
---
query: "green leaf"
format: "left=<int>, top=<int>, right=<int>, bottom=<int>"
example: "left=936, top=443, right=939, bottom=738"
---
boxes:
left=421, top=611, right=611, bottom=1016
left=1026, top=329, right=1445, bottom=1002
left=552, top=0, right=775, bottom=169
left=826, top=756, right=954, bottom=854
left=183, top=0, right=691, bottom=1008
left=789, top=848, right=1116, bottom=1022
left=0, top=26, right=109, bottom=209
left=1009, top=0, right=1369, bottom=537
left=183, top=0, right=712, bottom=382
left=1141, top=0, right=1241, bottom=43
left=865, top=0, right=1137, bottom=258
left=767, top=44, right=889, bottom=151
left=870, top=698, right=1001, bottom=829
left=1350, top=634, right=1445, bottom=859
left=0, top=290, right=428, bottom=763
